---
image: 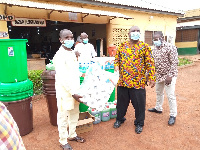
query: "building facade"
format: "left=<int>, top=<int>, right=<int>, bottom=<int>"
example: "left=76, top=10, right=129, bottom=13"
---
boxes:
left=176, top=9, right=200, bottom=55
left=0, top=0, right=183, bottom=58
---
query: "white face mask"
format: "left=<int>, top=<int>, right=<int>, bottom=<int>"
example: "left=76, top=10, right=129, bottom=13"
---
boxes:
left=153, top=40, right=162, bottom=47
left=62, top=40, right=74, bottom=48
left=83, top=38, right=89, bottom=44
left=130, top=32, right=141, bottom=40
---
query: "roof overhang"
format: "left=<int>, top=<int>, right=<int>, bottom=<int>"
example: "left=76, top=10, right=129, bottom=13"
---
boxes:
left=62, top=0, right=184, bottom=17
left=0, top=0, right=133, bottom=20
left=178, top=16, right=200, bottom=23
left=177, top=16, right=200, bottom=29
left=177, top=20, right=200, bottom=27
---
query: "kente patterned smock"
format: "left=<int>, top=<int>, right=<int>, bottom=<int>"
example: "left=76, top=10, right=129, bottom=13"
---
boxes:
left=114, top=41, right=156, bottom=89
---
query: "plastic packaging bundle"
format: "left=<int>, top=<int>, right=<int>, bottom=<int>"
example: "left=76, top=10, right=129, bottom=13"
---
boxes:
left=79, top=62, right=119, bottom=111
left=46, top=60, right=55, bottom=70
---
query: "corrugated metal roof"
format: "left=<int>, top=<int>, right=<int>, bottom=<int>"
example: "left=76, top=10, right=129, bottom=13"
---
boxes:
left=177, top=20, right=200, bottom=27
left=0, top=0, right=133, bottom=19
left=92, top=0, right=184, bottom=14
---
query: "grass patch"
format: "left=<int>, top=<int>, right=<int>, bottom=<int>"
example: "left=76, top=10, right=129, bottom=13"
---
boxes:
left=178, top=57, right=193, bottom=66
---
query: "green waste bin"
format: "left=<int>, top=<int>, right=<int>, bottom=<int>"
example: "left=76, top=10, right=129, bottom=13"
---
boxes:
left=0, top=79, right=33, bottom=101
left=0, top=39, right=28, bottom=83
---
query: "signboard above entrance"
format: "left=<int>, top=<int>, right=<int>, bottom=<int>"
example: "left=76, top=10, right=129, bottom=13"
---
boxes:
left=0, top=15, right=15, bottom=21
left=11, top=18, right=46, bottom=27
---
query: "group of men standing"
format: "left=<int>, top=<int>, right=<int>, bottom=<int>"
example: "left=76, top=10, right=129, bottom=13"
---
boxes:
left=52, top=26, right=178, bottom=150
left=0, top=25, right=178, bottom=150
left=113, top=26, right=178, bottom=135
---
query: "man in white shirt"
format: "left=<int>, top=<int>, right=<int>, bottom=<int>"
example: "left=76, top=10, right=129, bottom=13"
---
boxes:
left=53, top=29, right=85, bottom=150
left=74, top=32, right=97, bottom=63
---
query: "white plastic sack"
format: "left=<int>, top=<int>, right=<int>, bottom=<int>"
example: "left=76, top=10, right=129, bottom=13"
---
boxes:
left=79, top=63, right=119, bottom=111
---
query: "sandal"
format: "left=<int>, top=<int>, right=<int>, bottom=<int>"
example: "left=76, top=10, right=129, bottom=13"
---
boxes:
left=68, top=136, right=86, bottom=143
left=60, top=143, right=73, bottom=150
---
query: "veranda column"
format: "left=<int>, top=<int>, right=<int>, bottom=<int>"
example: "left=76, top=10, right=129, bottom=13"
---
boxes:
left=0, top=4, right=9, bottom=39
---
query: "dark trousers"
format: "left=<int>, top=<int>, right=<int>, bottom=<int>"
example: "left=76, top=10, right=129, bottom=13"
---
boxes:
left=116, top=86, right=146, bottom=126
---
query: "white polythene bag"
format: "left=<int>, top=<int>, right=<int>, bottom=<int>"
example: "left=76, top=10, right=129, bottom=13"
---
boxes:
left=79, top=63, right=119, bottom=111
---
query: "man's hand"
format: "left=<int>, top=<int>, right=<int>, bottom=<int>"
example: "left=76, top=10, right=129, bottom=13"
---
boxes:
left=114, top=66, right=119, bottom=72
left=75, top=51, right=80, bottom=57
left=165, top=76, right=172, bottom=85
left=149, top=80, right=155, bottom=88
left=72, top=94, right=83, bottom=103
left=81, top=73, right=85, bottom=77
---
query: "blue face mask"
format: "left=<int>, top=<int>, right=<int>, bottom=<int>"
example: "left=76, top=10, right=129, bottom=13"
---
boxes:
left=130, top=32, right=141, bottom=40
left=153, top=40, right=162, bottom=47
left=83, top=38, right=89, bottom=44
left=63, top=40, right=74, bottom=48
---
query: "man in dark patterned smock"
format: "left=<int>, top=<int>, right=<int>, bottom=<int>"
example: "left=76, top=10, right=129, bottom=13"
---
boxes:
left=113, top=26, right=156, bottom=134
left=148, top=31, right=178, bottom=126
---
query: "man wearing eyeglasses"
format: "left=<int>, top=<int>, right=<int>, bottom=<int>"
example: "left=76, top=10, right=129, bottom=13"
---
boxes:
left=148, top=31, right=178, bottom=126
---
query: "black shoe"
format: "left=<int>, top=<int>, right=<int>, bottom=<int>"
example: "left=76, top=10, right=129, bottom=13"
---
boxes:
left=148, top=108, right=162, bottom=114
left=135, top=125, right=143, bottom=134
left=168, top=116, right=176, bottom=126
left=113, top=117, right=126, bottom=128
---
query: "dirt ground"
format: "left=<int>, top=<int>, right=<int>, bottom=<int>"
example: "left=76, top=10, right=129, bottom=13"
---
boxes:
left=22, top=55, right=200, bottom=150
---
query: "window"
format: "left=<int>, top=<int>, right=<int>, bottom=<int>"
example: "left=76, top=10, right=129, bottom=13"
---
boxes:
left=175, top=29, right=198, bottom=42
left=145, top=31, right=162, bottom=46
left=145, top=31, right=153, bottom=46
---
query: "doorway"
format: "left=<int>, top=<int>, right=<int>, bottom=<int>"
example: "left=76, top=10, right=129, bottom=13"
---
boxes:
left=7, top=21, right=107, bottom=64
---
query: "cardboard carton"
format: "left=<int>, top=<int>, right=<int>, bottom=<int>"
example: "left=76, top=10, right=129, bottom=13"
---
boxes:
left=76, top=112, right=95, bottom=134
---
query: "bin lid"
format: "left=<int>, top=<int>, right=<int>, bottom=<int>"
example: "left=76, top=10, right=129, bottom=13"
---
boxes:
left=0, top=89, right=33, bottom=101
left=0, top=79, right=33, bottom=94
left=0, top=39, right=28, bottom=42
left=0, top=79, right=33, bottom=101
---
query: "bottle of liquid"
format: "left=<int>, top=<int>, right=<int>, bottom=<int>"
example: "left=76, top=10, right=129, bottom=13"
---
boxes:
left=101, top=105, right=110, bottom=122
left=110, top=103, right=117, bottom=119
left=82, top=63, right=86, bottom=73
left=90, top=61, right=93, bottom=66
left=114, top=99, right=117, bottom=105
left=107, top=62, right=111, bottom=70
left=87, top=63, right=90, bottom=69
left=79, top=63, right=82, bottom=72
left=87, top=107, right=91, bottom=114
left=90, top=109, right=101, bottom=124
left=110, top=61, right=114, bottom=69
left=105, top=61, right=109, bottom=70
